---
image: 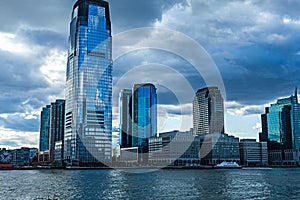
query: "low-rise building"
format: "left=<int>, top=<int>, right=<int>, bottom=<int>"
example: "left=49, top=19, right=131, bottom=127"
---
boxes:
left=148, top=130, right=201, bottom=166
left=268, top=149, right=300, bottom=166
left=199, top=133, right=240, bottom=165
left=12, top=147, right=37, bottom=167
left=239, top=139, right=268, bottom=166
left=54, top=141, right=64, bottom=166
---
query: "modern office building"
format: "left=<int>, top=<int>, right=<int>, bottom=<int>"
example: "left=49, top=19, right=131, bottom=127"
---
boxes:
left=39, top=100, right=65, bottom=164
left=261, top=88, right=300, bottom=150
left=118, top=84, right=157, bottom=163
left=199, top=133, right=240, bottom=165
left=193, top=87, right=224, bottom=135
left=239, top=139, right=268, bottom=166
left=64, top=0, right=113, bottom=166
left=12, top=147, right=38, bottom=167
left=40, top=105, right=51, bottom=151
left=148, top=130, right=201, bottom=166
left=132, top=83, right=157, bottom=148
left=49, top=100, right=65, bottom=162
left=119, top=89, right=133, bottom=148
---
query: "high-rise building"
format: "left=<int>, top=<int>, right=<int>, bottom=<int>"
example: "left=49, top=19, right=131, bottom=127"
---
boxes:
left=193, top=87, right=224, bottom=135
left=40, top=105, right=51, bottom=152
left=119, top=89, right=132, bottom=148
left=132, top=83, right=157, bottom=148
left=49, top=100, right=65, bottom=162
left=261, top=88, right=300, bottom=150
left=64, top=0, right=112, bottom=166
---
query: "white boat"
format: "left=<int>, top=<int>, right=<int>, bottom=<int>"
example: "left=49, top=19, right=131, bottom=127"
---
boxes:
left=215, top=161, right=242, bottom=169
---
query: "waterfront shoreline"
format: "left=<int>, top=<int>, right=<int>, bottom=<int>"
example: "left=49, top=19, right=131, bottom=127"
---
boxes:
left=1, top=165, right=300, bottom=171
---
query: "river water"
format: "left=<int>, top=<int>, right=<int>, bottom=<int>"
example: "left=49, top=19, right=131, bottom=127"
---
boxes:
left=0, top=168, right=300, bottom=200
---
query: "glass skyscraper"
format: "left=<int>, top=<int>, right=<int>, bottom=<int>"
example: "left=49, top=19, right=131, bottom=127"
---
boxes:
left=40, top=105, right=51, bottom=152
left=261, top=88, right=300, bottom=149
left=193, top=87, right=224, bottom=135
left=132, top=84, right=157, bottom=148
left=64, top=0, right=112, bottom=166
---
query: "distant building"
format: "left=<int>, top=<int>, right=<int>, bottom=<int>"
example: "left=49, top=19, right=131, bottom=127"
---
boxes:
left=38, top=151, right=50, bottom=165
left=12, top=147, right=38, bottom=167
left=0, top=149, right=13, bottom=168
left=261, top=88, right=300, bottom=150
left=119, top=89, right=132, bottom=148
left=193, top=87, right=224, bottom=135
left=268, top=149, right=300, bottom=166
left=54, top=141, right=64, bottom=166
left=49, top=100, right=65, bottom=162
left=119, top=83, right=157, bottom=163
left=40, top=100, right=65, bottom=165
left=199, top=133, right=240, bottom=165
left=132, top=83, right=157, bottom=148
left=40, top=105, right=51, bottom=151
left=148, top=130, right=201, bottom=166
left=120, top=147, right=139, bottom=163
left=239, top=139, right=268, bottom=166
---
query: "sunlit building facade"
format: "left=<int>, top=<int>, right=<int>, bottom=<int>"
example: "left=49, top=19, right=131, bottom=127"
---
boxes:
left=193, top=87, right=224, bottom=135
left=64, top=0, right=112, bottom=166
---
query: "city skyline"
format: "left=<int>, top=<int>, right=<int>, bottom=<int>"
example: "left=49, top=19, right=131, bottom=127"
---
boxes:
left=1, top=0, right=300, bottom=149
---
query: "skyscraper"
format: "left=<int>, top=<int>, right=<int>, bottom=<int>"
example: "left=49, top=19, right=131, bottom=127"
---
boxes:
left=64, top=0, right=112, bottom=166
left=119, top=89, right=133, bottom=148
left=49, top=100, right=65, bottom=162
left=40, top=105, right=51, bottom=151
left=132, top=83, right=157, bottom=148
left=193, top=87, right=224, bottom=135
left=261, top=88, right=300, bottom=149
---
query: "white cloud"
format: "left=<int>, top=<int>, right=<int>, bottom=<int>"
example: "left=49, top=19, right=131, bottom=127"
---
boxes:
left=0, top=127, right=38, bottom=149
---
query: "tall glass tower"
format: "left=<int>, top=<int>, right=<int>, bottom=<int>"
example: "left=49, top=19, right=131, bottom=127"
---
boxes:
left=132, top=84, right=157, bottom=148
left=40, top=105, right=51, bottom=152
left=64, top=0, right=112, bottom=166
left=261, top=88, right=300, bottom=149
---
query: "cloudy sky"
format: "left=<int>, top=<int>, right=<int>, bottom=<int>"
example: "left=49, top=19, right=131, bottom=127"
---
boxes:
left=0, top=0, right=300, bottom=149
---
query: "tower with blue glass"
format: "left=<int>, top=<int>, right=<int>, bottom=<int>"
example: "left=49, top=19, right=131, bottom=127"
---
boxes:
left=40, top=105, right=51, bottom=152
left=261, top=88, right=300, bottom=150
left=132, top=84, right=157, bottom=149
left=64, top=0, right=112, bottom=166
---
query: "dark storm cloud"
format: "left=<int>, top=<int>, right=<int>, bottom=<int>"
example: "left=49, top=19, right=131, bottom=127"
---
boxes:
left=0, top=115, right=39, bottom=132
left=110, top=0, right=187, bottom=32
left=0, top=0, right=73, bottom=34
left=0, top=0, right=187, bottom=34
left=18, top=28, right=67, bottom=49
left=164, top=0, right=300, bottom=106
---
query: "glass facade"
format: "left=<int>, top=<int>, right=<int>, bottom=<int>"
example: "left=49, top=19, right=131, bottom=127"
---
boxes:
left=262, top=88, right=300, bottom=149
left=64, top=0, right=112, bottom=166
left=132, top=84, right=157, bottom=148
left=40, top=105, right=51, bottom=152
